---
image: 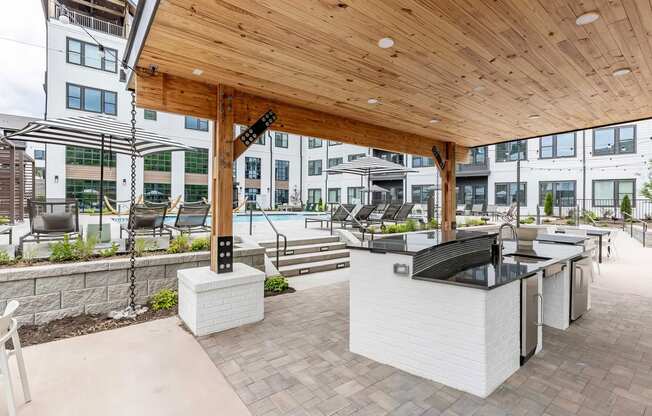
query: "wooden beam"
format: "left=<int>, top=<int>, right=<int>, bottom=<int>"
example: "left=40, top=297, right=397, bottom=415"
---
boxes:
left=134, top=71, right=463, bottom=159
left=439, top=142, right=457, bottom=232
left=68, top=0, right=124, bottom=16
left=210, top=85, right=235, bottom=273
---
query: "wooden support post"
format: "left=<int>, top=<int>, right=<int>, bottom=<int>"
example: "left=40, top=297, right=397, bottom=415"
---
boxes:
left=210, top=85, right=235, bottom=273
left=440, top=142, right=457, bottom=232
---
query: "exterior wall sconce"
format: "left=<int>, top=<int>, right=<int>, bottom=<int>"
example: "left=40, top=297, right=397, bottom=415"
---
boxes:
left=122, top=178, right=127, bottom=186
left=54, top=175, right=59, bottom=183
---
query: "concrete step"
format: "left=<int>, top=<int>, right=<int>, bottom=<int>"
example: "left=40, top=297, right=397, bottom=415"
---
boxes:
left=266, top=241, right=347, bottom=256
left=258, top=236, right=340, bottom=248
left=272, top=249, right=350, bottom=267
left=278, top=257, right=351, bottom=277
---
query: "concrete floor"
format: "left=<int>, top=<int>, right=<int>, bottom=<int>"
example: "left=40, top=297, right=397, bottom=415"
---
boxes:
left=0, top=317, right=251, bottom=416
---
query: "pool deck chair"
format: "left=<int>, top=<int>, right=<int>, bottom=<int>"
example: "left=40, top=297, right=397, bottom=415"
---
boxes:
left=382, top=203, right=415, bottom=225
left=165, top=201, right=211, bottom=235
left=304, top=204, right=355, bottom=228
left=342, top=204, right=377, bottom=228
left=119, top=203, right=171, bottom=239
left=19, top=199, right=80, bottom=246
left=368, top=203, right=402, bottom=226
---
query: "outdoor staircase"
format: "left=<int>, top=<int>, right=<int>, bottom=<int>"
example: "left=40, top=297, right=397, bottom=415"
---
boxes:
left=259, top=236, right=351, bottom=277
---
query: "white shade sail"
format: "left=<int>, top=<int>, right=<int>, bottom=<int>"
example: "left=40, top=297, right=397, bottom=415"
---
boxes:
left=4, top=114, right=194, bottom=155
left=325, top=155, right=416, bottom=176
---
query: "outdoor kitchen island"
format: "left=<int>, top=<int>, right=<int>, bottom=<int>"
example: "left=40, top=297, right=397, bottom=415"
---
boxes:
left=350, top=230, right=585, bottom=398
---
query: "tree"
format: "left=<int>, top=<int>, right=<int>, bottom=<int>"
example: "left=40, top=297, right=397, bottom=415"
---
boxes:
left=620, top=195, right=632, bottom=221
left=643, top=159, right=652, bottom=200
left=544, top=192, right=554, bottom=216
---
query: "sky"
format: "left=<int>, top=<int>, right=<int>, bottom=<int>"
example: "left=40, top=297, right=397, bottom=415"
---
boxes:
left=0, top=0, right=46, bottom=118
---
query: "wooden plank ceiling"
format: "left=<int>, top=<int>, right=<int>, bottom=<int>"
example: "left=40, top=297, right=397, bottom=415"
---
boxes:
left=136, top=0, right=652, bottom=147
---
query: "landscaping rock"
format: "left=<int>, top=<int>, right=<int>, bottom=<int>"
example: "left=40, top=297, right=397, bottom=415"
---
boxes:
left=108, top=305, right=148, bottom=320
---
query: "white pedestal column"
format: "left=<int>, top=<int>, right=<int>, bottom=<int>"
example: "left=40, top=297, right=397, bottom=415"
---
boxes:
left=178, top=263, right=265, bottom=336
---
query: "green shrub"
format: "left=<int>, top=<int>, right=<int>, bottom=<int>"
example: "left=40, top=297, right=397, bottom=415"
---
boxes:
left=382, top=224, right=398, bottom=234
left=426, top=219, right=439, bottom=229
left=465, top=218, right=486, bottom=227
left=0, top=216, right=9, bottom=225
left=75, top=235, right=98, bottom=260
left=264, top=276, right=288, bottom=293
left=404, top=219, right=417, bottom=232
left=134, top=238, right=157, bottom=257
left=0, top=250, right=14, bottom=266
left=190, top=237, right=210, bottom=251
left=50, top=235, right=79, bottom=262
left=620, top=195, right=632, bottom=221
left=544, top=192, right=554, bottom=216
left=565, top=218, right=576, bottom=225
left=583, top=211, right=598, bottom=222
left=150, top=288, right=178, bottom=311
left=519, top=216, right=535, bottom=225
left=167, top=235, right=190, bottom=254
left=100, top=242, right=119, bottom=257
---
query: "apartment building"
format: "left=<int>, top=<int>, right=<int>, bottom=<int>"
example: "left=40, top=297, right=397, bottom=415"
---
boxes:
left=29, top=1, right=652, bottom=215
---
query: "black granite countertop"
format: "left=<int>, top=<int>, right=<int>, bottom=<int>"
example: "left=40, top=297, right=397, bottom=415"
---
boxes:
left=536, top=234, right=586, bottom=245
left=361, top=230, right=495, bottom=255
left=412, top=241, right=583, bottom=290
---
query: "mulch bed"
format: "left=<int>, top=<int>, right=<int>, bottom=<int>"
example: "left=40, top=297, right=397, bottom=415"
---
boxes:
left=264, top=287, right=296, bottom=297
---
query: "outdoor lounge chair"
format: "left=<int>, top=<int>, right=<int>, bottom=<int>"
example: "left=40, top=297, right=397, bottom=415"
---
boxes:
left=119, top=203, right=171, bottom=239
left=165, top=201, right=211, bottom=235
left=381, top=203, right=415, bottom=225
left=19, top=199, right=80, bottom=245
left=471, top=203, right=485, bottom=215
left=368, top=202, right=403, bottom=226
left=497, top=203, right=517, bottom=223
left=304, top=204, right=355, bottom=228
left=341, top=204, right=377, bottom=228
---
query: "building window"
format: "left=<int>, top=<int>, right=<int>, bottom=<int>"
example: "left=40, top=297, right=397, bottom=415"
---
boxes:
left=185, top=149, right=208, bottom=174
left=275, top=160, right=289, bottom=181
left=184, top=184, right=208, bottom=203
left=495, top=182, right=526, bottom=206
left=143, top=183, right=171, bottom=202
left=412, top=156, right=435, bottom=168
left=274, top=132, right=288, bottom=148
left=66, top=84, right=117, bottom=115
left=347, top=187, right=362, bottom=204
left=34, top=149, right=45, bottom=160
left=328, top=188, right=341, bottom=203
left=307, top=188, right=322, bottom=207
left=245, top=157, right=261, bottom=179
left=495, top=141, right=527, bottom=162
left=66, top=146, right=115, bottom=167
left=328, top=141, right=342, bottom=146
left=593, top=125, right=635, bottom=156
left=143, top=109, right=157, bottom=121
left=593, top=179, right=635, bottom=207
left=66, top=38, right=118, bottom=73
left=411, top=185, right=435, bottom=204
left=373, top=149, right=404, bottom=165
left=244, top=188, right=260, bottom=206
left=539, top=181, right=576, bottom=207
left=457, top=185, right=486, bottom=206
left=184, top=116, right=209, bottom=131
left=348, top=153, right=365, bottom=162
left=471, top=147, right=488, bottom=165
left=308, top=160, right=322, bottom=176
left=308, top=137, right=322, bottom=148
left=66, top=179, right=116, bottom=209
left=144, top=151, right=171, bottom=172
left=328, top=157, right=343, bottom=173
left=274, top=189, right=289, bottom=206
left=539, top=132, right=576, bottom=159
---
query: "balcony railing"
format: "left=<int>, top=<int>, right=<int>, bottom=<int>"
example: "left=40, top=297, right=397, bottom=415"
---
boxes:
left=54, top=4, right=124, bottom=37
left=455, top=159, right=490, bottom=175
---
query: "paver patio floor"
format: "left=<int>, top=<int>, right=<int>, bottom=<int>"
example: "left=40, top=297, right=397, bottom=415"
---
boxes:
left=199, top=280, right=652, bottom=416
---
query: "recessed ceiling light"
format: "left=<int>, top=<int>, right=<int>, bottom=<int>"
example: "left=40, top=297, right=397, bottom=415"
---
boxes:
left=377, top=37, right=395, bottom=49
left=472, top=85, right=485, bottom=92
left=367, top=98, right=379, bottom=104
left=192, top=68, right=204, bottom=76
left=575, top=12, right=600, bottom=26
left=528, top=114, right=541, bottom=120
left=429, top=118, right=440, bottom=124
left=612, top=68, right=631, bottom=77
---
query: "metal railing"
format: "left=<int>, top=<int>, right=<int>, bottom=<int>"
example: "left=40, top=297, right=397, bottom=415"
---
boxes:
left=331, top=203, right=372, bottom=241
left=54, top=4, right=125, bottom=37
left=247, top=199, right=287, bottom=267
left=623, top=211, right=648, bottom=247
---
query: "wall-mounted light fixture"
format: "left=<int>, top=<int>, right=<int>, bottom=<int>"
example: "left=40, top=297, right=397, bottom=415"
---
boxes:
left=122, top=178, right=127, bottom=186
left=54, top=175, right=59, bottom=184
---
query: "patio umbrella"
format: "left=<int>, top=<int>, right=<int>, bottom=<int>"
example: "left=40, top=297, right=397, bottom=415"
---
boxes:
left=5, top=114, right=193, bottom=237
left=326, top=155, right=416, bottom=204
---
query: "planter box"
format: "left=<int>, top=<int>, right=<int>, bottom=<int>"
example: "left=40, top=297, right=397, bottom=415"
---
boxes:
left=0, top=241, right=265, bottom=325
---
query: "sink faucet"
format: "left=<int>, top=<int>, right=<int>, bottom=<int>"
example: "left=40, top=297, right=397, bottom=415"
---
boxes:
left=498, top=222, right=517, bottom=249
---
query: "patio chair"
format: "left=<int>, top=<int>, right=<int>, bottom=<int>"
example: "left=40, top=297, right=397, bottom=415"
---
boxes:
left=304, top=204, right=355, bottom=228
left=368, top=202, right=403, bottom=226
left=471, top=203, right=484, bottom=215
left=119, top=203, right=171, bottom=239
left=0, top=227, right=11, bottom=245
left=1, top=301, right=31, bottom=416
left=497, top=203, right=517, bottom=224
left=19, top=199, right=80, bottom=246
left=382, top=203, right=415, bottom=225
left=165, top=201, right=211, bottom=235
left=341, top=204, right=377, bottom=228
left=456, top=204, right=467, bottom=215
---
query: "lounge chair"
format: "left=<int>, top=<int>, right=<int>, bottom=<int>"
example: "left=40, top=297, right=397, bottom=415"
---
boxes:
left=341, top=204, right=377, bottom=228
left=368, top=203, right=403, bottom=226
left=471, top=203, right=485, bottom=215
left=456, top=204, right=468, bottom=215
left=165, top=201, right=211, bottom=235
left=119, top=203, right=170, bottom=239
left=497, top=203, right=517, bottom=223
left=304, top=204, right=355, bottom=228
left=382, top=203, right=415, bottom=225
left=20, top=199, right=80, bottom=245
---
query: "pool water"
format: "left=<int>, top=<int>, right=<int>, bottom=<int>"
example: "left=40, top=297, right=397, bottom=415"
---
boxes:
left=112, top=213, right=307, bottom=224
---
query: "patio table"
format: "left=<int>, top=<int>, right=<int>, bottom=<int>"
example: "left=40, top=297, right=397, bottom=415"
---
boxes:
left=554, top=229, right=610, bottom=263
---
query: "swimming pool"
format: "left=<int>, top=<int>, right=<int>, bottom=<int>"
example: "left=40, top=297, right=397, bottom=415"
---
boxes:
left=111, top=213, right=307, bottom=224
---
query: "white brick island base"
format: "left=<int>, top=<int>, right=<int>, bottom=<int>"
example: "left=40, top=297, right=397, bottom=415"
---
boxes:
left=350, top=257, right=523, bottom=399
left=178, top=264, right=265, bottom=336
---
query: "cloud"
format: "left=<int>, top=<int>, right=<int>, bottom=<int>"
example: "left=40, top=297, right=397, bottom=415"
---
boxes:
left=0, top=0, right=46, bottom=118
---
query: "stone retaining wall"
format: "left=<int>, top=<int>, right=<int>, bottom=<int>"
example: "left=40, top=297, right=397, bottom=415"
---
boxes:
left=0, top=245, right=265, bottom=325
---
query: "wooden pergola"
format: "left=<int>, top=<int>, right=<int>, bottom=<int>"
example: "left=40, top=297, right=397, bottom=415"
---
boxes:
left=0, top=138, right=35, bottom=224
left=123, top=0, right=652, bottom=273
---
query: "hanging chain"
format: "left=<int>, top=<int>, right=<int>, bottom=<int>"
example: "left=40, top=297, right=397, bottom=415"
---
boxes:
left=128, top=90, right=137, bottom=310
